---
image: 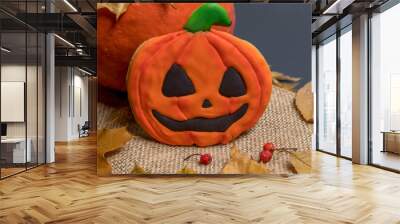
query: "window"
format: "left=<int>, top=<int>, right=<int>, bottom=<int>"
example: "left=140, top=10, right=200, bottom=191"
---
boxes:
left=370, top=3, right=400, bottom=171
left=0, top=1, right=46, bottom=179
left=316, top=24, right=353, bottom=159
left=339, top=27, right=352, bottom=158
left=317, top=35, right=337, bottom=154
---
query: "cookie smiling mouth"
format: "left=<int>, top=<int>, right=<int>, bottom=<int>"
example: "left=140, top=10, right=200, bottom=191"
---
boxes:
left=152, top=104, right=248, bottom=132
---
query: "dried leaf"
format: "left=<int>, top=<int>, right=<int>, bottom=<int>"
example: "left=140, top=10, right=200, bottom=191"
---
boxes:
left=272, top=71, right=301, bottom=82
left=275, top=82, right=299, bottom=92
left=221, top=145, right=269, bottom=174
left=177, top=166, right=197, bottom=174
left=131, top=164, right=146, bottom=174
left=288, top=151, right=312, bottom=174
left=271, top=71, right=301, bottom=91
left=97, top=127, right=133, bottom=176
left=247, top=160, right=270, bottom=174
left=97, top=3, right=130, bottom=20
left=295, top=82, right=314, bottom=123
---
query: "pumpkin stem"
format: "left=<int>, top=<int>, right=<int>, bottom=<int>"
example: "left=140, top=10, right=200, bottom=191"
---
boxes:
left=184, top=3, right=231, bottom=33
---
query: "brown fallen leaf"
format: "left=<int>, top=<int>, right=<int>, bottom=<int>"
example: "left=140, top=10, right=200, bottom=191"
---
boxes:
left=221, top=145, right=269, bottom=174
left=272, top=71, right=301, bottom=91
left=97, top=127, right=134, bottom=176
left=177, top=166, right=197, bottom=174
left=131, top=164, right=147, bottom=174
left=272, top=71, right=301, bottom=82
left=288, top=151, right=312, bottom=174
left=295, top=82, right=314, bottom=123
left=97, top=3, right=130, bottom=20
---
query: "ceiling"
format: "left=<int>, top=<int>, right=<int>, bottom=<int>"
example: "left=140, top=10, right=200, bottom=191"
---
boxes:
left=1, top=0, right=96, bottom=73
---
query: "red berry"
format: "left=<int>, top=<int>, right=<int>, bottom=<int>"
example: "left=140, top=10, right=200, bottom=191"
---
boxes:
left=199, top=154, right=212, bottom=165
left=263, top=142, right=275, bottom=152
left=259, top=150, right=273, bottom=163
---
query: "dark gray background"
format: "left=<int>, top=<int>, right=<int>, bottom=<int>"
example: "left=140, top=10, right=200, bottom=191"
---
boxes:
left=234, top=3, right=312, bottom=89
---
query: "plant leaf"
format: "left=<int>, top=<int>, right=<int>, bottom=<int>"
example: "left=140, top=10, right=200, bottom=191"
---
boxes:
left=271, top=71, right=301, bottom=91
left=247, top=160, right=269, bottom=174
left=295, top=82, right=314, bottom=123
left=97, top=3, right=130, bottom=20
left=221, top=145, right=269, bottom=174
left=288, top=151, right=312, bottom=174
left=97, top=126, right=133, bottom=176
left=177, top=166, right=197, bottom=174
left=131, top=164, right=146, bottom=174
left=272, top=71, right=301, bottom=82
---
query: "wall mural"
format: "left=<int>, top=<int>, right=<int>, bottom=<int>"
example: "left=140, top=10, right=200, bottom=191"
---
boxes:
left=97, top=3, right=313, bottom=175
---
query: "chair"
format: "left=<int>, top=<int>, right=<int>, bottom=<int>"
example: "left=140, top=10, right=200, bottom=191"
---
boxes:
left=78, top=121, right=90, bottom=138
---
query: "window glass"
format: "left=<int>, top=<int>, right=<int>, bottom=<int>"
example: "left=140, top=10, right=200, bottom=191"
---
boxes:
left=318, top=36, right=337, bottom=154
left=339, top=28, right=352, bottom=158
left=371, top=3, right=400, bottom=171
left=1, top=30, right=28, bottom=178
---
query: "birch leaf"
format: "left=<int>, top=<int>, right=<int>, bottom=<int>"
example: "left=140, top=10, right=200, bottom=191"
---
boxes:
left=288, top=151, right=312, bottom=174
left=222, top=145, right=269, bottom=174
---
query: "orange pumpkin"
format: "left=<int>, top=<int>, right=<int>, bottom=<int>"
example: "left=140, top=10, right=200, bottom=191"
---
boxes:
left=127, top=3, right=272, bottom=146
left=97, top=3, right=235, bottom=92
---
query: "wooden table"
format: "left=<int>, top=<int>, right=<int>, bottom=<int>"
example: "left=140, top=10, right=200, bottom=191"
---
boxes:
left=1, top=138, right=31, bottom=164
left=381, top=131, right=400, bottom=154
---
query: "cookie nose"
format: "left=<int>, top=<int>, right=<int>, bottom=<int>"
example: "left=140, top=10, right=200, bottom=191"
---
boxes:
left=202, top=99, right=212, bottom=108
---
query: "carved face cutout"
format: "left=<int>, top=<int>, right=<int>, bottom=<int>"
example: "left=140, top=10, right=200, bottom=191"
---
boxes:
left=127, top=31, right=272, bottom=146
left=153, top=64, right=248, bottom=132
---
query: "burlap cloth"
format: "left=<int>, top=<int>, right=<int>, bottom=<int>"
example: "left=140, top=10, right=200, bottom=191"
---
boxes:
left=98, top=87, right=312, bottom=175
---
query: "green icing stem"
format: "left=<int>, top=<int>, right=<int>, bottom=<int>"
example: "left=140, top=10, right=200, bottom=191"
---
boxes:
left=184, top=3, right=231, bottom=33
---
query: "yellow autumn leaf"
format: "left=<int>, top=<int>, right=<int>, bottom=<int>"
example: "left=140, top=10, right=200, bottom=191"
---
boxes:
left=131, top=164, right=146, bottom=174
left=288, top=151, right=312, bottom=174
left=97, top=126, right=133, bottom=176
left=177, top=166, right=197, bottom=174
left=248, top=160, right=269, bottom=174
left=221, top=145, right=269, bottom=174
left=97, top=3, right=130, bottom=20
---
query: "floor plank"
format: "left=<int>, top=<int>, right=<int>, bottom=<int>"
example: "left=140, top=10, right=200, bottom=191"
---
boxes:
left=0, top=136, right=400, bottom=224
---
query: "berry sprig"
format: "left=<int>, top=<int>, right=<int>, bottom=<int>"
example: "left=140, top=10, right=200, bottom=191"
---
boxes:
left=259, top=142, right=297, bottom=164
left=259, top=143, right=274, bottom=163
left=184, top=153, right=212, bottom=165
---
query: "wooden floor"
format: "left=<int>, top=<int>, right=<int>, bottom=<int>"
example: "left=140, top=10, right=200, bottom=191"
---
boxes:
left=1, top=136, right=400, bottom=224
left=372, top=150, right=400, bottom=171
left=1, top=167, right=26, bottom=178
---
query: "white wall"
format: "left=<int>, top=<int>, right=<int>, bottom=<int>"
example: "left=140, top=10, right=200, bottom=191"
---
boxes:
left=1, top=65, right=26, bottom=139
left=1, top=64, right=41, bottom=138
left=54, top=67, right=89, bottom=141
left=55, top=66, right=69, bottom=141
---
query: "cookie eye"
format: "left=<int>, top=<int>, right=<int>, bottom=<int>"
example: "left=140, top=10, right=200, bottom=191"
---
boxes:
left=162, top=64, right=195, bottom=97
left=219, top=67, right=246, bottom=97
